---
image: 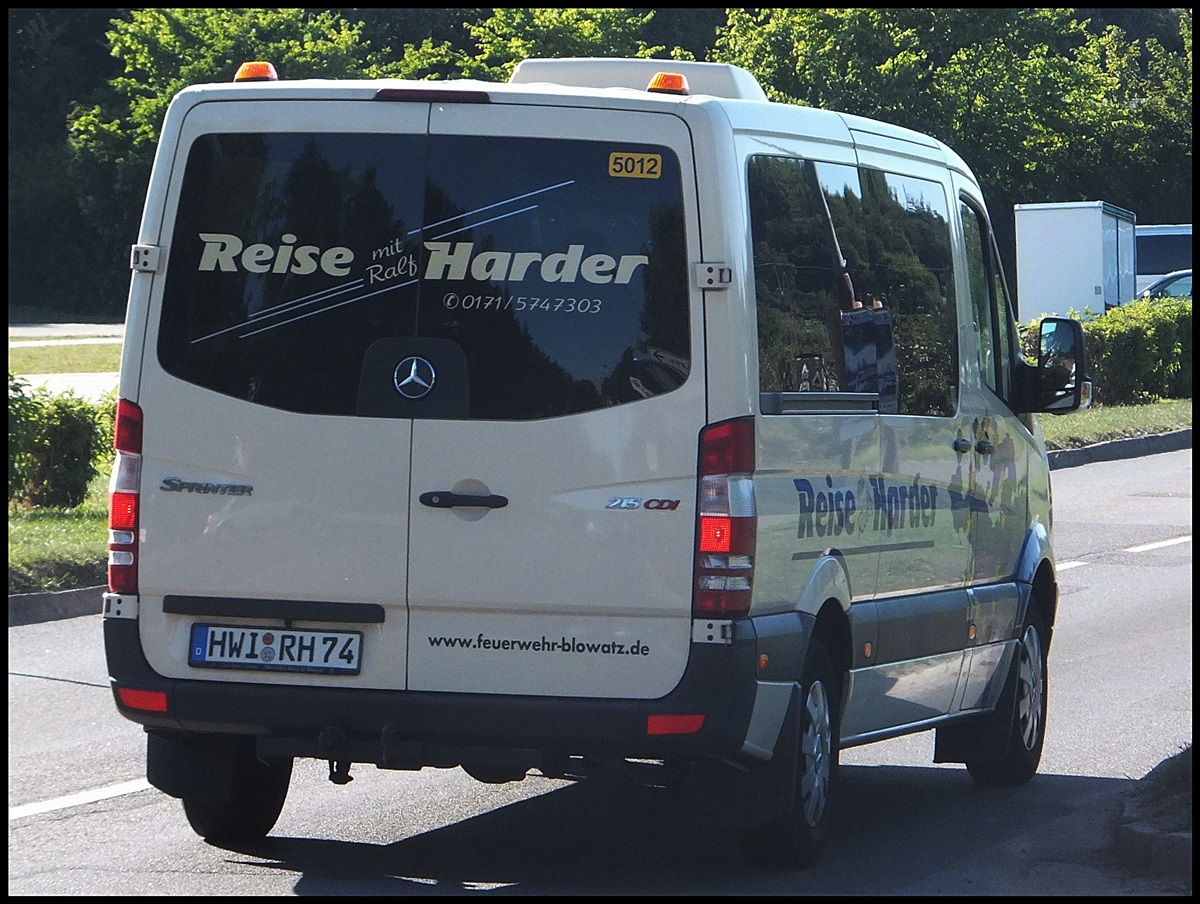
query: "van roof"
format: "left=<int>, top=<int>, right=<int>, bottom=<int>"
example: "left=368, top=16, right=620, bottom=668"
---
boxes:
left=508, top=57, right=769, bottom=102
left=173, top=59, right=770, bottom=109
left=166, top=57, right=966, bottom=176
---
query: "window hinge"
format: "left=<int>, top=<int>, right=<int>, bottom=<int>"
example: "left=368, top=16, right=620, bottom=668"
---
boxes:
left=130, top=244, right=161, bottom=273
left=694, top=262, right=732, bottom=290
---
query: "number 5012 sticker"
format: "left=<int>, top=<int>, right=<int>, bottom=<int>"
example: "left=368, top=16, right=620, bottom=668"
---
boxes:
left=608, top=152, right=662, bottom=179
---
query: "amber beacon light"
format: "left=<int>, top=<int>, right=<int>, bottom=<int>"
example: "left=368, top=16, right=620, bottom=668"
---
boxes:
left=646, top=71, right=689, bottom=95
left=234, top=61, right=278, bottom=82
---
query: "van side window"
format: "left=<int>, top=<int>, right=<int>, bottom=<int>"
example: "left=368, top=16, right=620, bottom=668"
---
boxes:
left=746, top=156, right=850, bottom=395
left=748, top=156, right=959, bottom=416
left=961, top=199, right=1017, bottom=401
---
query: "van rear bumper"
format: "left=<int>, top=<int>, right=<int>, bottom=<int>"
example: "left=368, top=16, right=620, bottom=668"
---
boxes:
left=104, top=616, right=772, bottom=766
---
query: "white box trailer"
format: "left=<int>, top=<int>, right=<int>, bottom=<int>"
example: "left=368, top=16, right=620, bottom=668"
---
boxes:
left=1014, top=200, right=1137, bottom=322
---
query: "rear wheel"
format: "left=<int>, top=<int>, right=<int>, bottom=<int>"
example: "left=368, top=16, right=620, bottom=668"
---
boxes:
left=182, top=742, right=293, bottom=843
left=752, top=638, right=839, bottom=867
left=966, top=601, right=1048, bottom=785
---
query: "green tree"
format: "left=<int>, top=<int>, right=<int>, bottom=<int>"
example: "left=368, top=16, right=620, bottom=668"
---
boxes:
left=461, top=8, right=663, bottom=81
left=329, top=7, right=484, bottom=57
left=329, top=7, right=488, bottom=81
left=635, top=7, right=726, bottom=61
left=8, top=9, right=124, bottom=316
left=66, top=8, right=402, bottom=315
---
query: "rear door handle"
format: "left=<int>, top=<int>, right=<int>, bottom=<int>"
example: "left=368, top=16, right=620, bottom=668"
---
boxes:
left=952, top=438, right=971, bottom=453
left=419, top=491, right=508, bottom=509
left=975, top=439, right=995, bottom=455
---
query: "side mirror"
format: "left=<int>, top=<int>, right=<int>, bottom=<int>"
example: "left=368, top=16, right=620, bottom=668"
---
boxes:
left=1036, top=317, right=1092, bottom=413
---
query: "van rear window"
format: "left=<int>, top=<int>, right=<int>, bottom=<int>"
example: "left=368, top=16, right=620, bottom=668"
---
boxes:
left=158, top=132, right=689, bottom=419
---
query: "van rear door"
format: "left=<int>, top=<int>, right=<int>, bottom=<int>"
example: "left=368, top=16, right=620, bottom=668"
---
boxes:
left=137, top=99, right=430, bottom=690
left=139, top=95, right=703, bottom=699
left=404, top=104, right=703, bottom=698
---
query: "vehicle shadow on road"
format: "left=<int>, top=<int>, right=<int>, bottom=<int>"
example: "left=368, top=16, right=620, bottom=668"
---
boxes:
left=212, top=763, right=1180, bottom=895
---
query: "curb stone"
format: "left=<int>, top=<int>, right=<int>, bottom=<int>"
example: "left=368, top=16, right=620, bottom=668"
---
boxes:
left=8, top=584, right=105, bottom=626
left=1115, top=820, right=1193, bottom=882
left=1112, top=747, right=1193, bottom=885
left=1047, top=428, right=1191, bottom=469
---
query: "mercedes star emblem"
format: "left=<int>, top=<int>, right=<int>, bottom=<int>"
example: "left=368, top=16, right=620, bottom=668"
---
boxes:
left=394, top=356, right=436, bottom=399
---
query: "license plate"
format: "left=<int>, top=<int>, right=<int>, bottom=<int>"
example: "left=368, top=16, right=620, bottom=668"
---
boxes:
left=188, top=624, right=362, bottom=675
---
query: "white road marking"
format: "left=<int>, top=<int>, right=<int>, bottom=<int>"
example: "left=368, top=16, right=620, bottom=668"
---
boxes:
left=9, top=779, right=153, bottom=821
left=1125, top=535, right=1191, bottom=553
left=1056, top=534, right=1191, bottom=571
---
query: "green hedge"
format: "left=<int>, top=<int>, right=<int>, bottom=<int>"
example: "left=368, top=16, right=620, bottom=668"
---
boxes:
left=1021, top=297, right=1192, bottom=406
left=8, top=374, right=114, bottom=508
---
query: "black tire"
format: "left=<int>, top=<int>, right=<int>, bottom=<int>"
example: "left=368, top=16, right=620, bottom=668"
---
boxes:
left=182, top=743, right=293, bottom=843
left=966, top=600, right=1049, bottom=786
left=753, top=638, right=840, bottom=867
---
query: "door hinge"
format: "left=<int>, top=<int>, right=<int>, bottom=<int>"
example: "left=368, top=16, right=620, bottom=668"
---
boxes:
left=130, top=244, right=161, bottom=273
left=693, top=262, right=732, bottom=290
left=692, top=618, right=735, bottom=645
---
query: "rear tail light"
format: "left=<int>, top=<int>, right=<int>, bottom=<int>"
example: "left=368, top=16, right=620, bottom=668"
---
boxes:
left=647, top=713, right=705, bottom=735
left=693, top=417, right=757, bottom=617
left=116, top=686, right=168, bottom=713
left=108, top=399, right=143, bottom=595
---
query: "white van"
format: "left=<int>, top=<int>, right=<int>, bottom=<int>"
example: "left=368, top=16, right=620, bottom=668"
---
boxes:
left=104, top=57, right=1091, bottom=864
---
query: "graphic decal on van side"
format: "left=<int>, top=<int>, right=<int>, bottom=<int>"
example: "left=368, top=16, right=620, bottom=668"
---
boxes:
left=869, top=475, right=942, bottom=531
left=792, top=471, right=980, bottom=555
left=794, top=477, right=860, bottom=538
left=794, top=474, right=944, bottom=538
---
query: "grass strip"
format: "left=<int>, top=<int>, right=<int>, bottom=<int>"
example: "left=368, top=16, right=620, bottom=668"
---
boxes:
left=1040, top=398, right=1191, bottom=450
left=8, top=481, right=109, bottom=593
left=9, top=343, right=122, bottom=375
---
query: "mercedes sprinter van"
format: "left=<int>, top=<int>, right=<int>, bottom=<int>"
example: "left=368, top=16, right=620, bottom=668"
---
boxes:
left=104, top=57, right=1091, bottom=865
